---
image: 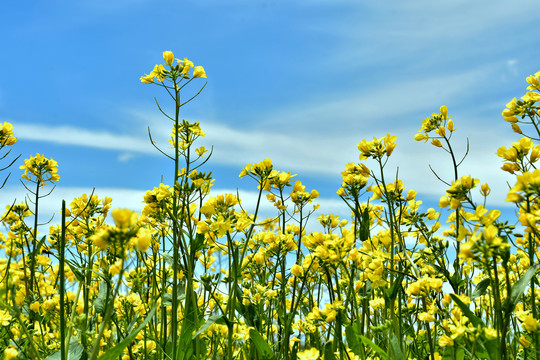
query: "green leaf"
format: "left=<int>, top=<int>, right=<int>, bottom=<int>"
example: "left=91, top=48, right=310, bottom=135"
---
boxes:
left=345, top=325, right=364, bottom=357
left=471, top=278, right=491, bottom=301
left=508, top=264, right=539, bottom=311
left=161, top=292, right=186, bottom=306
left=93, top=281, right=112, bottom=315
left=62, top=259, right=85, bottom=283
left=385, top=273, right=404, bottom=303
left=235, top=301, right=258, bottom=328
left=249, top=328, right=276, bottom=360
left=45, top=342, right=85, bottom=360
left=358, top=335, right=391, bottom=360
left=359, top=206, right=370, bottom=242
left=191, top=233, right=206, bottom=253
left=481, top=337, right=499, bottom=360
left=324, top=341, right=337, bottom=360
left=389, top=334, right=405, bottom=360
left=33, top=235, right=49, bottom=256
left=97, top=305, right=157, bottom=360
left=455, top=347, right=465, bottom=360
left=193, top=314, right=227, bottom=339
left=449, top=295, right=498, bottom=359
left=449, top=293, right=483, bottom=327
left=162, top=253, right=175, bottom=267
left=442, top=346, right=454, bottom=360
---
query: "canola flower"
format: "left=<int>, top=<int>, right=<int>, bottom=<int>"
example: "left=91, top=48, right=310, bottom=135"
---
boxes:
left=19, top=152, right=60, bottom=185
left=0, top=122, right=17, bottom=147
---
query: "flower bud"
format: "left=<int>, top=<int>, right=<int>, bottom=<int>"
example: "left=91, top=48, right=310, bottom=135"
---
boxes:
left=163, top=51, right=174, bottom=66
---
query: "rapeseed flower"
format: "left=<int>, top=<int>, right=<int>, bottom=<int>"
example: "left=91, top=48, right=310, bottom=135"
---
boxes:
left=297, top=348, right=319, bottom=360
left=20, top=153, right=60, bottom=184
left=0, top=122, right=16, bottom=147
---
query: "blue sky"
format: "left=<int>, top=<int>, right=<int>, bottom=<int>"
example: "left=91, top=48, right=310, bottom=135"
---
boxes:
left=2, top=0, right=540, bottom=223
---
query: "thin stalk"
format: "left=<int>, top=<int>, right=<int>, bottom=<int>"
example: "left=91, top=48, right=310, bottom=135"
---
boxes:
left=60, top=200, right=66, bottom=360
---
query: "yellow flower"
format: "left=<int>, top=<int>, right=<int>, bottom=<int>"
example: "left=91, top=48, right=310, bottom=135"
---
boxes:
left=384, top=133, right=397, bottom=156
left=20, top=153, right=60, bottom=184
left=480, top=183, right=491, bottom=196
left=440, top=105, right=448, bottom=119
left=0, top=122, right=17, bottom=147
left=512, top=123, right=523, bottom=134
left=0, top=309, right=11, bottom=326
left=140, top=74, right=154, bottom=84
left=484, top=327, right=497, bottom=340
left=193, top=66, right=207, bottom=78
left=431, top=138, right=443, bottom=148
left=291, top=264, right=304, bottom=277
left=438, top=335, right=454, bottom=347
left=522, top=314, right=539, bottom=333
left=418, top=312, right=436, bottom=322
left=447, top=119, right=455, bottom=132
left=520, top=334, right=532, bottom=346
left=163, top=51, right=175, bottom=66
left=136, top=227, right=152, bottom=252
left=297, top=348, right=319, bottom=360
left=526, top=72, right=540, bottom=90
left=150, top=64, right=166, bottom=81
left=4, top=347, right=18, bottom=360
left=30, top=301, right=40, bottom=313
left=179, top=58, right=194, bottom=75
left=91, top=228, right=109, bottom=250
left=111, top=208, right=138, bottom=230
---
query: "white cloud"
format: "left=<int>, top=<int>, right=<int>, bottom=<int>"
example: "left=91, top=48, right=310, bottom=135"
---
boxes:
left=13, top=122, right=153, bottom=154
left=118, top=152, right=136, bottom=162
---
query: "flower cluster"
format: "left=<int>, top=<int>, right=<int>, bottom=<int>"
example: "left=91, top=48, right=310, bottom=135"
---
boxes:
left=0, top=122, right=17, bottom=147
left=19, top=153, right=60, bottom=185
left=140, top=51, right=206, bottom=84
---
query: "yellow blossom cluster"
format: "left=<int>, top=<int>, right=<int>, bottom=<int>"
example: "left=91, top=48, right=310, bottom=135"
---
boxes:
left=20, top=153, right=60, bottom=184
left=0, top=122, right=17, bottom=147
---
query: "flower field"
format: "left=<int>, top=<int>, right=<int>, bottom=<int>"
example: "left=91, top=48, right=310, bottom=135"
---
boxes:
left=1, top=51, right=540, bottom=360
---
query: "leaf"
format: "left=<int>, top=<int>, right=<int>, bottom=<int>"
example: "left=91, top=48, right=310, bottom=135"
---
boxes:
left=449, top=294, right=497, bottom=359
left=93, top=281, right=112, bottom=315
left=384, top=273, right=404, bottom=303
left=345, top=325, right=364, bottom=357
left=508, top=264, right=539, bottom=311
left=191, top=233, right=206, bottom=253
left=193, top=314, right=227, bottom=339
left=449, top=293, right=483, bottom=328
left=161, top=292, right=186, bottom=306
left=471, top=278, right=490, bottom=301
left=236, top=301, right=259, bottom=328
left=62, top=259, right=85, bottom=283
left=33, top=235, right=49, bottom=256
left=359, top=206, right=370, bottom=242
left=358, top=335, right=391, bottom=360
left=389, top=333, right=405, bottom=360
left=249, top=328, right=276, bottom=360
left=481, top=336, right=499, bottom=360
left=97, top=305, right=157, bottom=360
left=324, top=341, right=337, bottom=360
left=45, top=342, right=85, bottom=360
left=442, top=346, right=454, bottom=360
left=162, top=253, right=175, bottom=268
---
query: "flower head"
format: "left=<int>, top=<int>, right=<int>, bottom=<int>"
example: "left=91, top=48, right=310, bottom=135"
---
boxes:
left=20, top=153, right=60, bottom=185
left=0, top=122, right=17, bottom=147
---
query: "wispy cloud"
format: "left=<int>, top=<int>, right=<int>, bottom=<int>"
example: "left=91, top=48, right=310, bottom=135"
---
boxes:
left=13, top=122, right=153, bottom=154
